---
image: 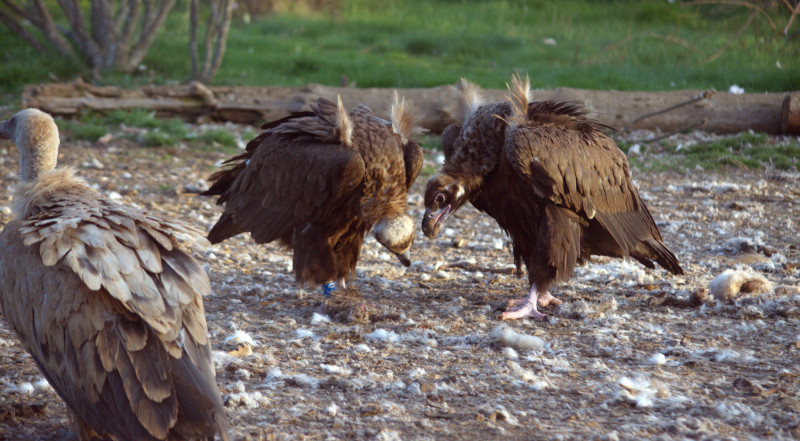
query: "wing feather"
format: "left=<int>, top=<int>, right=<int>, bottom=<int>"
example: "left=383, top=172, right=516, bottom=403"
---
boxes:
left=209, top=135, right=366, bottom=245
left=504, top=118, right=682, bottom=275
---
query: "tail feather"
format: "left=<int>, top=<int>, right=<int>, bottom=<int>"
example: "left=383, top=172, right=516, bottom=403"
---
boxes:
left=206, top=212, right=241, bottom=244
left=647, top=239, right=684, bottom=275
left=201, top=155, right=249, bottom=199
left=170, top=356, right=229, bottom=441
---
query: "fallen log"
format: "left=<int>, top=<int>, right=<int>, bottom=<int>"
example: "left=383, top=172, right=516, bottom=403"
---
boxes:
left=21, top=79, right=800, bottom=134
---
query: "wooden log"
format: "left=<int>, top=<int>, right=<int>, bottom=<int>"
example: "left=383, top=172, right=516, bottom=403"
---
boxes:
left=21, top=79, right=798, bottom=134
left=782, top=92, right=800, bottom=134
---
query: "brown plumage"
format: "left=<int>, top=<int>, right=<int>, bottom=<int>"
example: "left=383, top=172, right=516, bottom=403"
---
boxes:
left=423, top=75, right=683, bottom=320
left=0, top=109, right=228, bottom=441
left=203, top=94, right=424, bottom=293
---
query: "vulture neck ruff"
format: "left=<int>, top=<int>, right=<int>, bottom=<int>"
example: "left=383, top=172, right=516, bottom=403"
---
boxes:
left=12, top=167, right=91, bottom=218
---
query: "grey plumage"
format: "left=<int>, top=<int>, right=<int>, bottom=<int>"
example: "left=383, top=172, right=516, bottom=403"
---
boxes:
left=0, top=109, right=228, bottom=441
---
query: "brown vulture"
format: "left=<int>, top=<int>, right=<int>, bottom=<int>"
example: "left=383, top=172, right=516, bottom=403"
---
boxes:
left=203, top=94, right=424, bottom=296
left=422, top=75, right=684, bottom=320
left=0, top=109, right=228, bottom=440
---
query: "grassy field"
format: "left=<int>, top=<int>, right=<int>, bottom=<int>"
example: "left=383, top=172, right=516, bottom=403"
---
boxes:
left=1, top=0, right=798, bottom=99
left=1, top=0, right=798, bottom=171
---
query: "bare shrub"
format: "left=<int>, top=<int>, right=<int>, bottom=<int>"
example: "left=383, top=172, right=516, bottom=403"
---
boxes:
left=190, top=0, right=234, bottom=83
left=684, top=0, right=800, bottom=61
left=0, top=0, right=178, bottom=73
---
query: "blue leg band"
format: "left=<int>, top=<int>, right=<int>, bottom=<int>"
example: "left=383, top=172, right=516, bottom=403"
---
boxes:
left=323, top=281, right=337, bottom=297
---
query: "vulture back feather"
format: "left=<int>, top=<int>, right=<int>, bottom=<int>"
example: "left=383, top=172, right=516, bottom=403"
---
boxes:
left=0, top=109, right=228, bottom=441
left=203, top=95, right=424, bottom=286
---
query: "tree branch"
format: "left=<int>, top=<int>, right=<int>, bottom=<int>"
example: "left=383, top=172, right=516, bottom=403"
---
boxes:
left=0, top=9, right=48, bottom=52
left=127, top=0, right=176, bottom=70
left=784, top=0, right=800, bottom=37
left=707, top=9, right=757, bottom=62
left=203, top=0, right=233, bottom=82
left=200, top=0, right=216, bottom=76
left=28, top=0, right=77, bottom=57
left=90, top=0, right=115, bottom=67
left=685, top=0, right=778, bottom=30
left=189, top=0, right=199, bottom=79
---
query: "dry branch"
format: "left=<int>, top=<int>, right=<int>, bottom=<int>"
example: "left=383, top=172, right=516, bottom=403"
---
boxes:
left=0, top=0, right=177, bottom=72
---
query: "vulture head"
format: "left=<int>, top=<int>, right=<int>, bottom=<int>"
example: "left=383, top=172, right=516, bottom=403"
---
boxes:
left=0, top=108, right=59, bottom=182
left=422, top=172, right=471, bottom=239
left=422, top=78, right=488, bottom=239
left=374, top=214, right=415, bottom=266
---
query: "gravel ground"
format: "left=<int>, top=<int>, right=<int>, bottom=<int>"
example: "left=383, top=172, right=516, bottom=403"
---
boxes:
left=0, top=128, right=799, bottom=441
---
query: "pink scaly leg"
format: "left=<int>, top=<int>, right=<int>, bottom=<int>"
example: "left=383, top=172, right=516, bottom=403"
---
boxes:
left=537, top=290, right=562, bottom=307
left=505, top=290, right=562, bottom=309
left=502, top=284, right=552, bottom=320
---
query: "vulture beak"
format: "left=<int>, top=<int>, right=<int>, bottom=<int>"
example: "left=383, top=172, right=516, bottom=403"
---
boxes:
left=422, top=204, right=451, bottom=239
left=395, top=250, right=412, bottom=267
left=0, top=119, right=11, bottom=139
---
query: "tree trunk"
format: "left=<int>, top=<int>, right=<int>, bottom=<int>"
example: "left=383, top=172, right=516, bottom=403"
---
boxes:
left=21, top=79, right=799, bottom=135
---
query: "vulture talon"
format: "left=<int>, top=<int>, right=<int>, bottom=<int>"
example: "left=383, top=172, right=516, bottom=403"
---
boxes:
left=502, top=301, right=548, bottom=321
left=537, top=291, right=563, bottom=308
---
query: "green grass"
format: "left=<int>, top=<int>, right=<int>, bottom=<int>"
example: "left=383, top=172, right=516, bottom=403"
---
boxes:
left=56, top=110, right=241, bottom=150
left=4, top=1, right=798, bottom=171
left=1, top=0, right=798, bottom=102
left=626, top=133, right=800, bottom=172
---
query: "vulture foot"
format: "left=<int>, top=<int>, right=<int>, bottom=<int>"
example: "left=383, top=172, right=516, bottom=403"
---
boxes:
left=502, top=284, right=550, bottom=320
left=537, top=291, right=562, bottom=307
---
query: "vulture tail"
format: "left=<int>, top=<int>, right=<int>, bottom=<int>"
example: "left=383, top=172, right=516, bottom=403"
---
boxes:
left=201, top=157, right=248, bottom=199
left=207, top=212, right=240, bottom=244
left=645, top=239, right=684, bottom=276
left=171, top=355, right=230, bottom=441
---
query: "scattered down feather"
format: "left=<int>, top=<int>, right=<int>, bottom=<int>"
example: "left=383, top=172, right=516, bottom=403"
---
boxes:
left=0, top=108, right=228, bottom=441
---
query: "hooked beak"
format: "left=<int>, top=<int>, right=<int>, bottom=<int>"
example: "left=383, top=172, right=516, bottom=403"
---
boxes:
left=0, top=119, right=10, bottom=139
left=422, top=204, right=451, bottom=239
left=395, top=250, right=411, bottom=267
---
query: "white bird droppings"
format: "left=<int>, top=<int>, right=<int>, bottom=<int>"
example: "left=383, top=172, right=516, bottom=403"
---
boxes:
left=365, top=328, right=399, bottom=343
left=224, top=329, right=256, bottom=346
left=491, top=325, right=546, bottom=351
left=502, top=347, right=519, bottom=360
left=295, top=328, right=314, bottom=339
left=310, top=312, right=331, bottom=325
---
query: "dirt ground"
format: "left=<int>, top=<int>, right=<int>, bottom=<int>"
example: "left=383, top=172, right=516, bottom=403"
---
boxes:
left=0, top=127, right=798, bottom=441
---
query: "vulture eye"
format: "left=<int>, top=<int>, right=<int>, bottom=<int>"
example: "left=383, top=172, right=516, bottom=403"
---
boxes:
left=434, top=193, right=446, bottom=205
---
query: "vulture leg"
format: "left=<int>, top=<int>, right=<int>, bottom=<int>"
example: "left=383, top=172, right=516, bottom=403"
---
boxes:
left=502, top=284, right=548, bottom=320
left=506, top=290, right=562, bottom=309
left=537, top=291, right=563, bottom=307
left=322, top=281, right=338, bottom=297
left=322, top=279, right=348, bottom=297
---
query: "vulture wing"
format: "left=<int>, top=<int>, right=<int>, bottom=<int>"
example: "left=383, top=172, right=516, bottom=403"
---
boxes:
left=0, top=193, right=226, bottom=441
left=504, top=120, right=682, bottom=274
left=402, top=141, right=424, bottom=190
left=207, top=132, right=367, bottom=245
